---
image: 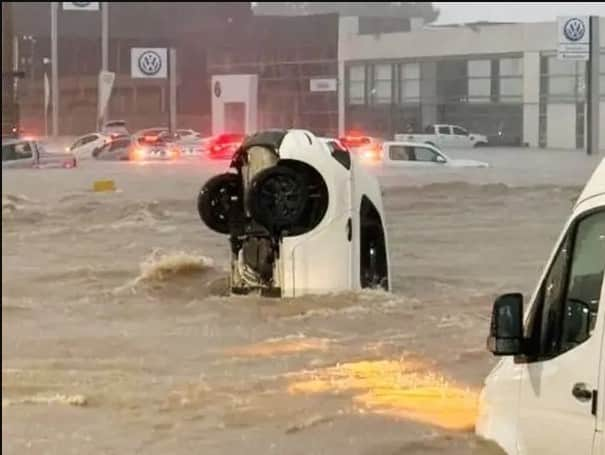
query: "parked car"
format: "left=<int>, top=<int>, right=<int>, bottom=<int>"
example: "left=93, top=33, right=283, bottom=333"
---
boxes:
left=365, top=141, right=488, bottom=168
left=204, top=133, right=246, bottom=159
left=477, top=158, right=604, bottom=455
left=394, top=124, right=488, bottom=148
left=2, top=138, right=77, bottom=169
left=68, top=133, right=109, bottom=158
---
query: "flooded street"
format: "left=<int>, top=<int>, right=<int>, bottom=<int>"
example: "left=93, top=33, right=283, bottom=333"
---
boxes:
left=2, top=148, right=601, bottom=454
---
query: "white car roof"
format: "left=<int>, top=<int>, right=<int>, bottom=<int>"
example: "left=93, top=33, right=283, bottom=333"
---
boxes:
left=576, top=159, right=605, bottom=207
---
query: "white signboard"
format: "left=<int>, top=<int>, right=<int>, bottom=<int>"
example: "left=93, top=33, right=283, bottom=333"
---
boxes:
left=310, top=78, right=337, bottom=92
left=130, top=48, right=167, bottom=79
left=557, top=16, right=590, bottom=61
left=62, top=2, right=100, bottom=11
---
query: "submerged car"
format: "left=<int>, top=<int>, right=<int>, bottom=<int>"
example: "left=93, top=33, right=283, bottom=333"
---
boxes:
left=477, top=159, right=604, bottom=455
left=370, top=141, right=488, bottom=168
left=101, top=120, right=129, bottom=138
left=68, top=133, right=109, bottom=158
left=197, top=129, right=390, bottom=298
left=2, top=138, right=77, bottom=169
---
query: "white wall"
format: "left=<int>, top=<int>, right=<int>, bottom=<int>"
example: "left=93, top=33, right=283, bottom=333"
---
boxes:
left=339, top=17, right=605, bottom=61
left=546, top=103, right=575, bottom=149
left=211, top=74, right=258, bottom=135
left=522, top=52, right=540, bottom=147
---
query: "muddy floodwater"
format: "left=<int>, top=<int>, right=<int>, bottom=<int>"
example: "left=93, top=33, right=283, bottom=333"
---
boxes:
left=2, top=147, right=601, bottom=454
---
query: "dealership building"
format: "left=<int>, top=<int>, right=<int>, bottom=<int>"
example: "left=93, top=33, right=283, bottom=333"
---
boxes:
left=338, top=16, right=605, bottom=149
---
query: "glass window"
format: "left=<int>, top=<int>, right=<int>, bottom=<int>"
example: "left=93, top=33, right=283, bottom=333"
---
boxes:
left=468, top=60, right=491, bottom=77
left=561, top=211, right=605, bottom=351
left=548, top=77, right=576, bottom=95
left=348, top=65, right=365, bottom=105
left=525, top=210, right=605, bottom=359
left=469, top=78, right=491, bottom=98
left=414, top=146, right=440, bottom=162
left=500, top=58, right=523, bottom=77
left=438, top=126, right=451, bottom=135
left=453, top=126, right=468, bottom=136
left=548, top=57, right=578, bottom=76
left=401, top=80, right=420, bottom=101
left=400, top=63, right=420, bottom=103
left=2, top=142, right=34, bottom=161
left=500, top=78, right=522, bottom=97
left=401, top=63, right=420, bottom=79
left=372, top=64, right=392, bottom=104
left=389, top=145, right=412, bottom=161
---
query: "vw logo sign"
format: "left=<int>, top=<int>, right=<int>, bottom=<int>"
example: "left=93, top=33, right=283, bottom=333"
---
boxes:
left=564, top=17, right=586, bottom=42
left=214, top=81, right=222, bottom=98
left=138, top=50, right=162, bottom=76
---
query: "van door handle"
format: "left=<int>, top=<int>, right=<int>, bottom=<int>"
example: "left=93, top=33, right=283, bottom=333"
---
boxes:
left=572, top=383, right=593, bottom=402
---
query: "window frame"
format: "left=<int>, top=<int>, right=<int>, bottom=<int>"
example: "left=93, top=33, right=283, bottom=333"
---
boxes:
left=518, top=207, right=605, bottom=363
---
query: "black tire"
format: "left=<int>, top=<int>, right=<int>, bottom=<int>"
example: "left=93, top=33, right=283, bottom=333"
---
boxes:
left=248, top=165, right=309, bottom=233
left=197, top=173, right=242, bottom=234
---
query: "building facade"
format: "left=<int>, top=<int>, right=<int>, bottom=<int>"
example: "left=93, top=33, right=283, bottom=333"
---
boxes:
left=339, top=17, right=605, bottom=149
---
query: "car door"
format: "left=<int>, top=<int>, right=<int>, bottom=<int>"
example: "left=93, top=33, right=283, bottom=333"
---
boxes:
left=436, top=125, right=453, bottom=147
left=452, top=126, right=471, bottom=148
left=517, top=208, right=604, bottom=455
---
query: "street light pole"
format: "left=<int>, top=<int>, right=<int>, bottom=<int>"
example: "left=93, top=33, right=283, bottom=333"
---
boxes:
left=50, top=2, right=59, bottom=137
left=99, top=2, right=109, bottom=128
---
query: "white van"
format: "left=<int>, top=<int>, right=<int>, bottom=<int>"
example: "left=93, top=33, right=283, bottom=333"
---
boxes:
left=476, top=159, right=605, bottom=454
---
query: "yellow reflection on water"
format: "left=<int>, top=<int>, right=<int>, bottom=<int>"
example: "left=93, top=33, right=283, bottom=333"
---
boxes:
left=224, top=337, right=330, bottom=358
left=287, top=359, right=478, bottom=431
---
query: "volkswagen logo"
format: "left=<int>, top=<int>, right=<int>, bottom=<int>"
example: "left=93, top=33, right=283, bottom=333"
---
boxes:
left=564, top=17, right=586, bottom=42
left=138, top=50, right=162, bottom=76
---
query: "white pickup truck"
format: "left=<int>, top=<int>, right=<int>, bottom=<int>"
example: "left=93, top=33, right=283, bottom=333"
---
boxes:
left=394, top=124, right=488, bottom=148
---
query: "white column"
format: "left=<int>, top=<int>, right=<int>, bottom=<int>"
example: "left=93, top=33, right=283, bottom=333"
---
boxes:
left=522, top=52, right=540, bottom=147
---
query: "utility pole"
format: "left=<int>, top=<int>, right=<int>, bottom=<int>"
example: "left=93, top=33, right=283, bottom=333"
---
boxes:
left=50, top=2, right=59, bottom=137
left=100, top=2, right=109, bottom=127
left=586, top=16, right=600, bottom=155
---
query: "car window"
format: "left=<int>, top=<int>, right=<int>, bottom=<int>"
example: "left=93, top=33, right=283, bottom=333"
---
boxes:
left=453, top=127, right=468, bottom=136
left=2, top=142, right=34, bottom=161
left=389, top=145, right=412, bottom=161
left=438, top=126, right=451, bottom=135
left=524, top=210, right=605, bottom=359
left=414, top=146, right=441, bottom=162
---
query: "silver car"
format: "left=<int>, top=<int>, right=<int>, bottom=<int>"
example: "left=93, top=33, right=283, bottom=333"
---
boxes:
left=2, top=138, right=77, bottom=169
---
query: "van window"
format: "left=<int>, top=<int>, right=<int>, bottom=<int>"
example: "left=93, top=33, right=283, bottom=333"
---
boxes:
left=413, top=146, right=442, bottom=162
left=524, top=209, right=605, bottom=359
left=438, top=126, right=451, bottom=135
left=453, top=126, right=468, bottom=136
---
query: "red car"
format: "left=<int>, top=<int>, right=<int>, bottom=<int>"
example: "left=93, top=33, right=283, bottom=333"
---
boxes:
left=338, top=133, right=383, bottom=163
left=205, top=133, right=245, bottom=160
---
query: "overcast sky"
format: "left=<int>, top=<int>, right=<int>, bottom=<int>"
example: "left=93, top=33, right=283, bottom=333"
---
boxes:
left=433, top=3, right=605, bottom=24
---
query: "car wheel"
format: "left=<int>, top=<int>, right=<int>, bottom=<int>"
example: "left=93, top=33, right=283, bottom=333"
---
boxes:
left=197, top=173, right=243, bottom=234
left=248, top=165, right=309, bottom=233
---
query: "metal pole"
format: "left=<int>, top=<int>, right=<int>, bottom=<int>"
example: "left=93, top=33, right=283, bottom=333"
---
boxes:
left=169, top=48, right=177, bottom=135
left=99, top=2, right=109, bottom=128
left=51, top=2, right=59, bottom=137
left=44, top=71, right=48, bottom=137
left=586, top=16, right=600, bottom=155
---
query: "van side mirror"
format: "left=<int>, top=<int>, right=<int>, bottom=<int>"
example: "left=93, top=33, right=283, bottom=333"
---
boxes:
left=487, top=293, right=524, bottom=356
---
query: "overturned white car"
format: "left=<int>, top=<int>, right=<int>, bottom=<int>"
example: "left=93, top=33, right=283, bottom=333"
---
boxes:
left=197, top=129, right=390, bottom=298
